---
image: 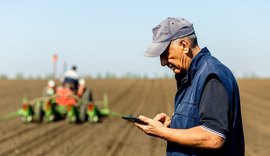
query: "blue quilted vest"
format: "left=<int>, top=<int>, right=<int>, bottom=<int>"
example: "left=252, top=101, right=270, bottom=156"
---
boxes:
left=166, top=47, right=244, bottom=156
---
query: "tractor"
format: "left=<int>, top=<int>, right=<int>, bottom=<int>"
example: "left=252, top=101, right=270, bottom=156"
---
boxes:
left=1, top=80, right=120, bottom=124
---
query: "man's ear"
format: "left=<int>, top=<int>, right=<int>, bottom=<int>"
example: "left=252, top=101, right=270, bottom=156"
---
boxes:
left=180, top=40, right=189, bottom=54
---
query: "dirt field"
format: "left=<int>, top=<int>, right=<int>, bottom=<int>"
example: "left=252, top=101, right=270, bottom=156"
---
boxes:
left=0, top=79, right=269, bottom=156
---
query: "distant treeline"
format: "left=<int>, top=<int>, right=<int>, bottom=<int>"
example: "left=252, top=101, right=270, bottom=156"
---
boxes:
left=1, top=72, right=263, bottom=80
left=0, top=72, right=174, bottom=80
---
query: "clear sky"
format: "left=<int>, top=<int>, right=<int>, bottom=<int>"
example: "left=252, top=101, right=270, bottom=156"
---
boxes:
left=0, top=0, right=269, bottom=78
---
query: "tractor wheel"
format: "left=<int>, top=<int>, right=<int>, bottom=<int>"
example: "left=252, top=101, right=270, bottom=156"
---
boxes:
left=82, top=88, right=93, bottom=103
left=79, top=104, right=87, bottom=122
left=34, top=102, right=43, bottom=123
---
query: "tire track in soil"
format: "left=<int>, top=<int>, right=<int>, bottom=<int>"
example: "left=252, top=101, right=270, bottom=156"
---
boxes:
left=108, top=80, right=140, bottom=107
left=68, top=119, right=123, bottom=156
left=117, top=80, right=168, bottom=156
left=10, top=126, right=69, bottom=156
left=240, top=92, right=270, bottom=156
left=0, top=122, right=48, bottom=145
left=42, top=118, right=129, bottom=156
left=10, top=123, right=95, bottom=156
left=105, top=80, right=152, bottom=156
left=0, top=81, right=45, bottom=98
left=0, top=122, right=67, bottom=156
left=34, top=123, right=93, bottom=156
left=241, top=92, right=270, bottom=115
left=62, top=122, right=115, bottom=156
left=73, top=80, right=147, bottom=156
left=87, top=120, right=131, bottom=156
left=148, top=80, right=169, bottom=156
left=118, top=80, right=160, bottom=156
left=160, top=79, right=174, bottom=115
left=241, top=92, right=270, bottom=129
left=0, top=119, right=32, bottom=136
left=138, top=80, right=168, bottom=156
left=93, top=80, right=138, bottom=115
left=90, top=79, right=136, bottom=105
left=68, top=116, right=132, bottom=156
left=238, top=80, right=270, bottom=102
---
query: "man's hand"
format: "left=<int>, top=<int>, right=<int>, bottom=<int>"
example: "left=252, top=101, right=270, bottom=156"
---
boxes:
left=153, top=113, right=171, bottom=127
left=135, top=114, right=225, bottom=149
left=134, top=115, right=168, bottom=138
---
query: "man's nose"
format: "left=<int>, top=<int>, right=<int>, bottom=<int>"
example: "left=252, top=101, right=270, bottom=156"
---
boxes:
left=160, top=56, right=168, bottom=66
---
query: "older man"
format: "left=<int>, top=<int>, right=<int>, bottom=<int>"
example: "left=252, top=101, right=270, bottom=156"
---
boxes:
left=135, top=17, right=244, bottom=156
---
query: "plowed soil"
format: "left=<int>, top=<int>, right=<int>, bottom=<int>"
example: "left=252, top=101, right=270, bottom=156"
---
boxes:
left=0, top=79, right=269, bottom=156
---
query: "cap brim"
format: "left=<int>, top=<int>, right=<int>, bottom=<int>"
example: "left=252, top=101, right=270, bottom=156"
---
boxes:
left=144, top=41, right=170, bottom=58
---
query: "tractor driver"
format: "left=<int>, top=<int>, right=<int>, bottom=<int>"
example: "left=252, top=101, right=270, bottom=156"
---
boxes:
left=62, top=65, right=79, bottom=92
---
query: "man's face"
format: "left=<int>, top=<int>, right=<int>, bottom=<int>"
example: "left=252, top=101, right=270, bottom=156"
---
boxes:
left=160, top=39, right=191, bottom=74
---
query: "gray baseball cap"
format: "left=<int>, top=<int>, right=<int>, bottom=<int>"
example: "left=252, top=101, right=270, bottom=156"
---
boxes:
left=144, top=17, right=194, bottom=57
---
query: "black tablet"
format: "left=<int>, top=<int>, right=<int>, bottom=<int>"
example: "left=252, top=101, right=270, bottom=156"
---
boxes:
left=122, top=116, right=147, bottom=125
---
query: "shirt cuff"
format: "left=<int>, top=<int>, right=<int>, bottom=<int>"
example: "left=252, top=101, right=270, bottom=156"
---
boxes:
left=200, top=125, right=226, bottom=139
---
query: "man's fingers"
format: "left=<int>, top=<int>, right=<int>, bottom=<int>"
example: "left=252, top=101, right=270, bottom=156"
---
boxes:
left=134, top=123, right=142, bottom=129
left=138, top=115, right=151, bottom=124
left=134, top=122, right=148, bottom=132
left=153, top=113, right=163, bottom=121
left=154, top=113, right=168, bottom=123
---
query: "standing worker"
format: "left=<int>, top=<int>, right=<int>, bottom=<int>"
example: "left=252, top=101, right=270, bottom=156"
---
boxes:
left=134, top=17, right=245, bottom=156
